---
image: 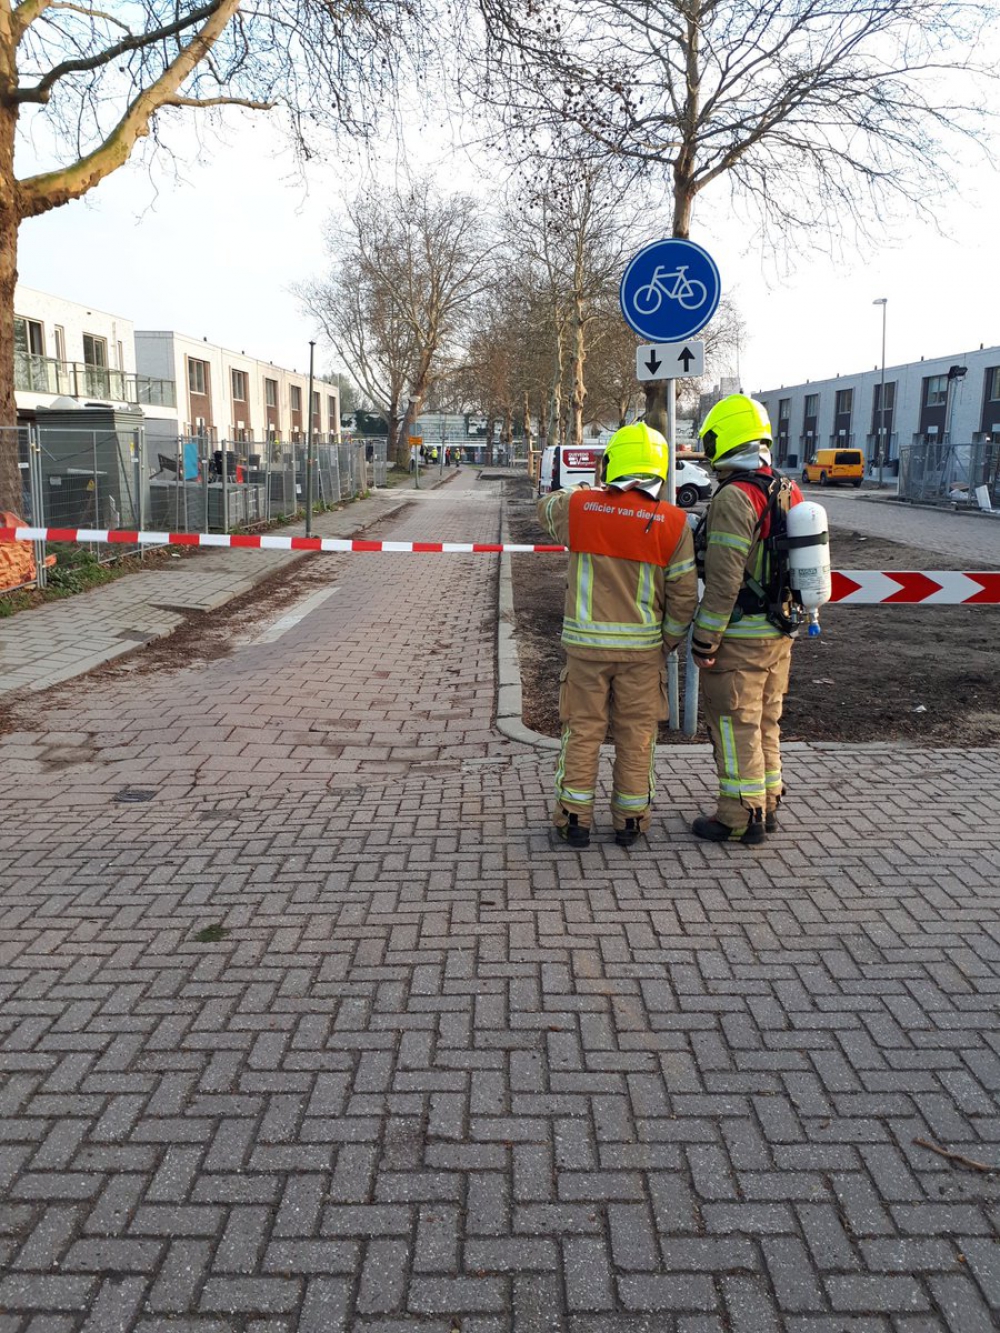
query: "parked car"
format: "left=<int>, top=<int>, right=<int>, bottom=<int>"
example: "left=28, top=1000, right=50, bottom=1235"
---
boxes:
left=537, top=444, right=713, bottom=508
left=802, top=448, right=864, bottom=488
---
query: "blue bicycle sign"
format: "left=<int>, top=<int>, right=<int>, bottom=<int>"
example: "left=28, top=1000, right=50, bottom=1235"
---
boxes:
left=620, top=239, right=721, bottom=342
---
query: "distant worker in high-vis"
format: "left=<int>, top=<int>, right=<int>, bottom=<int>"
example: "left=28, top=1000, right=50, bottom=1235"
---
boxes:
left=537, top=423, right=698, bottom=849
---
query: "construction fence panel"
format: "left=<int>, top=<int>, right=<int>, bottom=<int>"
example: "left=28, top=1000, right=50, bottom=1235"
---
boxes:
left=29, top=424, right=146, bottom=560
left=899, top=441, right=1000, bottom=509
left=370, top=439, right=388, bottom=487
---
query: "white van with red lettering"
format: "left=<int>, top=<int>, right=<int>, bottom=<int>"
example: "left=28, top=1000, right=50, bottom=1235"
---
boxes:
left=537, top=445, right=604, bottom=496
left=537, top=443, right=713, bottom=509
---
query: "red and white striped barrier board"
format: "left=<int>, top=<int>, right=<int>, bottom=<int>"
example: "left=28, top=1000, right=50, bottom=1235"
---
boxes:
left=831, top=571, right=1000, bottom=604
left=1, top=529, right=998, bottom=604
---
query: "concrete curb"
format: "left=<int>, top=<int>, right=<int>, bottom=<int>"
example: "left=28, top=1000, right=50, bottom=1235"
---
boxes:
left=495, top=547, right=562, bottom=752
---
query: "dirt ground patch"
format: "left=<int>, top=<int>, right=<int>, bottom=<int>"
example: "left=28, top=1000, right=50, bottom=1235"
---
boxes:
left=507, top=479, right=1000, bottom=746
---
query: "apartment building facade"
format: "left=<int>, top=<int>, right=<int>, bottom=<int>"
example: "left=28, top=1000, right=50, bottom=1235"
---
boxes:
left=756, top=344, right=1000, bottom=471
left=12, top=286, right=341, bottom=453
left=135, top=331, right=340, bottom=451
left=13, top=284, right=175, bottom=415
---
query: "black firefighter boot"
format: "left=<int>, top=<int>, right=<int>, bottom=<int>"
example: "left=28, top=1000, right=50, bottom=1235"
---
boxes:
left=556, top=812, right=590, bottom=849
left=691, top=808, right=766, bottom=846
left=614, top=818, right=643, bottom=848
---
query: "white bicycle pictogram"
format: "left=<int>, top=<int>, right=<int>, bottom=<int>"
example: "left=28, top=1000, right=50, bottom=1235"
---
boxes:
left=633, top=265, right=708, bottom=314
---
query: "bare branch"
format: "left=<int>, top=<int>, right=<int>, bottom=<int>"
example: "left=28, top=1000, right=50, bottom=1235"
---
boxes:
left=163, top=93, right=273, bottom=108
left=18, top=0, right=243, bottom=214
left=43, top=2, right=131, bottom=31
left=10, top=0, right=221, bottom=103
left=11, top=0, right=56, bottom=45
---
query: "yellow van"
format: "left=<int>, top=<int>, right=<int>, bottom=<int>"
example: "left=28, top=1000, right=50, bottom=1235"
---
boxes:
left=802, top=448, right=864, bottom=488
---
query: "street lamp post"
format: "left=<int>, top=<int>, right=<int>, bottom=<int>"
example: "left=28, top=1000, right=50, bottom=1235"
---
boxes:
left=873, top=299, right=887, bottom=488
left=305, top=340, right=316, bottom=536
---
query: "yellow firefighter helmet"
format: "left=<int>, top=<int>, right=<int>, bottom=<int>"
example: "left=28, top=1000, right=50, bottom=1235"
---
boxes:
left=699, top=394, right=772, bottom=467
left=603, top=422, right=669, bottom=485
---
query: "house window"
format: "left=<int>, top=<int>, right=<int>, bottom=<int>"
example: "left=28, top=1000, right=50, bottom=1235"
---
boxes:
left=265, top=377, right=278, bottom=408
left=231, top=369, right=248, bottom=402
left=290, top=385, right=302, bottom=412
left=873, top=381, right=896, bottom=414
left=14, top=316, right=44, bottom=356
left=117, top=340, right=125, bottom=370
left=81, top=333, right=109, bottom=394
left=925, top=375, right=948, bottom=407
left=987, top=368, right=1000, bottom=401
left=804, top=394, right=819, bottom=417
left=328, top=396, right=337, bottom=424
left=311, top=391, right=320, bottom=418
left=778, top=398, right=790, bottom=423
left=54, top=326, right=66, bottom=362
left=82, top=333, right=107, bottom=367
left=188, top=358, right=208, bottom=395
left=835, top=388, right=853, bottom=415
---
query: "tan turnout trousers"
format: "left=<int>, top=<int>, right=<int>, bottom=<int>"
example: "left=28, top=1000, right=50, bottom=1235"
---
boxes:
left=699, top=637, right=792, bottom=829
left=554, top=651, right=668, bottom=833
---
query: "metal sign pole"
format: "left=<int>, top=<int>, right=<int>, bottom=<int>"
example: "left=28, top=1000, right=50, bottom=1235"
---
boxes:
left=666, top=379, right=680, bottom=730
left=621, top=238, right=720, bottom=741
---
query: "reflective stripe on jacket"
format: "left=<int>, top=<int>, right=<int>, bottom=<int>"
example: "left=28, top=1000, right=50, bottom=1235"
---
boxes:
left=693, top=468, right=802, bottom=654
left=537, top=485, right=698, bottom=660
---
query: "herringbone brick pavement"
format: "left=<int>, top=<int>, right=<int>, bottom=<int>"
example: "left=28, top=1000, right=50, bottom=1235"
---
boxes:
left=0, top=472, right=998, bottom=1332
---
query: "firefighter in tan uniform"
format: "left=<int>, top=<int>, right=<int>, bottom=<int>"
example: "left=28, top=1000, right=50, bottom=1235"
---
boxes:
left=537, top=423, right=698, bottom=848
left=691, top=394, right=803, bottom=845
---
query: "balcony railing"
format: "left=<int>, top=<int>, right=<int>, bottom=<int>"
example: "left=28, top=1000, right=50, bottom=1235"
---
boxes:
left=14, top=352, right=176, bottom=408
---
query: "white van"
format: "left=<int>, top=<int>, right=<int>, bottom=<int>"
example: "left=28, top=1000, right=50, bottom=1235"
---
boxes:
left=537, top=444, right=604, bottom=496
left=537, top=444, right=712, bottom=509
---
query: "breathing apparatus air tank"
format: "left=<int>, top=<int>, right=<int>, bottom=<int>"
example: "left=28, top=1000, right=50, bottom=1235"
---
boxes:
left=785, top=500, right=831, bottom=636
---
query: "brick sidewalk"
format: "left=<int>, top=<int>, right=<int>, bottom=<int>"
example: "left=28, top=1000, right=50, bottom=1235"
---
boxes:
left=0, top=483, right=425, bottom=699
left=0, top=471, right=998, bottom=1333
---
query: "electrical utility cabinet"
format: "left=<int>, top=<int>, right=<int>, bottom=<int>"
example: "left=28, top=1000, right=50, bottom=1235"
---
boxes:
left=33, top=403, right=147, bottom=529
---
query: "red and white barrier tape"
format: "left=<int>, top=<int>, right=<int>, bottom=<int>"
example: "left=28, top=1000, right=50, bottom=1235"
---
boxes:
left=1, top=528, right=998, bottom=604
left=0, top=526, right=563, bottom=556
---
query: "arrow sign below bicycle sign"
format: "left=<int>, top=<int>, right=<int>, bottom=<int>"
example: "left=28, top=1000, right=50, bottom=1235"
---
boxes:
left=636, top=340, right=705, bottom=382
left=620, top=238, right=721, bottom=342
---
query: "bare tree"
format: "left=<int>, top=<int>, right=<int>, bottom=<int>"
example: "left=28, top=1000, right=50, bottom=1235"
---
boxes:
left=499, top=160, right=637, bottom=447
left=585, top=293, right=745, bottom=429
left=301, top=242, right=419, bottom=456
left=0, top=0, right=425, bottom=510
left=305, top=181, right=492, bottom=464
left=459, top=262, right=553, bottom=460
left=476, top=0, right=998, bottom=427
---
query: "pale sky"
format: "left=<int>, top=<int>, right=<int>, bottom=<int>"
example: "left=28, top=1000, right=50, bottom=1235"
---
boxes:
left=16, top=99, right=999, bottom=401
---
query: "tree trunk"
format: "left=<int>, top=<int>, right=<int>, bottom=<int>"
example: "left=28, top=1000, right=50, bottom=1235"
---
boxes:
left=389, top=397, right=407, bottom=468
left=522, top=391, right=533, bottom=453
left=571, top=294, right=586, bottom=447
left=644, top=382, right=668, bottom=436
left=395, top=396, right=421, bottom=466
left=0, top=102, right=22, bottom=515
left=547, top=327, right=564, bottom=449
